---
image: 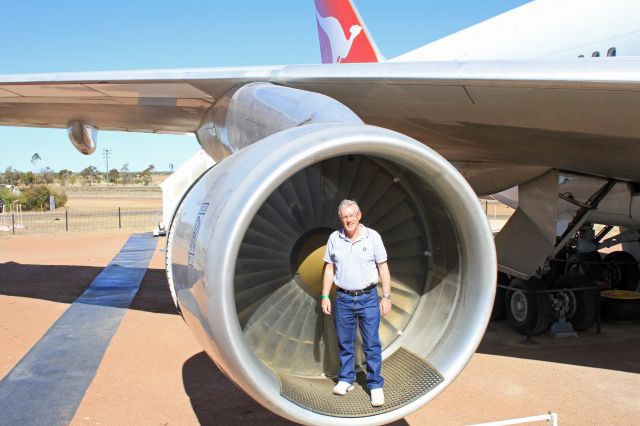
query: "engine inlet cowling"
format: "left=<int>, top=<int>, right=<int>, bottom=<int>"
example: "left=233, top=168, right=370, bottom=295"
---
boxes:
left=167, top=123, right=496, bottom=425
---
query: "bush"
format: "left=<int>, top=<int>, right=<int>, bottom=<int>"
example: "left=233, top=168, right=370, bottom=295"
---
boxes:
left=56, top=190, right=68, bottom=207
left=18, top=185, right=67, bottom=211
left=0, top=187, right=18, bottom=208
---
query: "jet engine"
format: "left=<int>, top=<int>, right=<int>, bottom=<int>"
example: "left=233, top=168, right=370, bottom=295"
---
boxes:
left=166, top=84, right=496, bottom=425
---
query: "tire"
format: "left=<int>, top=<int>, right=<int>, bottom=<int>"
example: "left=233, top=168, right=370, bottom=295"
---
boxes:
left=505, top=277, right=552, bottom=335
left=603, top=251, right=640, bottom=291
left=553, top=274, right=598, bottom=331
left=491, top=272, right=509, bottom=321
left=601, top=290, right=640, bottom=321
left=566, top=252, right=602, bottom=281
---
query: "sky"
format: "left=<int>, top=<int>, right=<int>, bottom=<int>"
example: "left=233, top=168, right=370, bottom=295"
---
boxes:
left=0, top=0, right=531, bottom=173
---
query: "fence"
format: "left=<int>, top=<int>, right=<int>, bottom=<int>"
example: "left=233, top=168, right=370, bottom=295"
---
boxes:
left=0, top=208, right=162, bottom=235
left=0, top=200, right=513, bottom=237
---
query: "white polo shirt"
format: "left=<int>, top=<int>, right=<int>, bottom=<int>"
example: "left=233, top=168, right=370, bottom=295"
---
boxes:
left=323, top=224, right=388, bottom=291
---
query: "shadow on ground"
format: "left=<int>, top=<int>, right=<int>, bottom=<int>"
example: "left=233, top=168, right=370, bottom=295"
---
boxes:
left=182, top=352, right=409, bottom=425
left=478, top=319, right=640, bottom=374
left=3, top=259, right=639, bottom=376
left=182, top=352, right=295, bottom=425
left=0, top=262, right=177, bottom=315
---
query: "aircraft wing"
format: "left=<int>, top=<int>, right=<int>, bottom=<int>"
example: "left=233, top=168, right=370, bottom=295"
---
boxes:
left=1, top=59, right=640, bottom=180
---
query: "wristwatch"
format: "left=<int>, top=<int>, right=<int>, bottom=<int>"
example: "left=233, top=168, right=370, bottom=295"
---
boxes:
left=382, top=293, right=391, bottom=301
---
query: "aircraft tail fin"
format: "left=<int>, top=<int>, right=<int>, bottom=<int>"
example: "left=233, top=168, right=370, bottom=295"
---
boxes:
left=314, top=0, right=383, bottom=63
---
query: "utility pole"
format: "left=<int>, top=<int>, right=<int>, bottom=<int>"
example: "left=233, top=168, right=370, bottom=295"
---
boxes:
left=102, top=149, right=112, bottom=185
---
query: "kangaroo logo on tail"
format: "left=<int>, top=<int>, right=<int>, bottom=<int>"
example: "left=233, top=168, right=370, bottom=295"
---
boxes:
left=314, top=0, right=381, bottom=64
left=316, top=11, right=362, bottom=63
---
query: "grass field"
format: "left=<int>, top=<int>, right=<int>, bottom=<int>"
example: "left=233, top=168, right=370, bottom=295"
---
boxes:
left=56, top=185, right=162, bottom=210
left=64, top=197, right=162, bottom=210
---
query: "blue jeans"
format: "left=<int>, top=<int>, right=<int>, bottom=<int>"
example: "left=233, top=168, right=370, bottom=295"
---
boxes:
left=334, top=289, right=384, bottom=389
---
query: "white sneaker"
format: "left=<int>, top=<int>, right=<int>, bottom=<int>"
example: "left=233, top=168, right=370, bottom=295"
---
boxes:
left=332, top=381, right=354, bottom=395
left=371, top=388, right=385, bottom=406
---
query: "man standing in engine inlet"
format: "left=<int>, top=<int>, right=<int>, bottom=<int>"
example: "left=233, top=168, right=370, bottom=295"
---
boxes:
left=321, top=199, right=392, bottom=407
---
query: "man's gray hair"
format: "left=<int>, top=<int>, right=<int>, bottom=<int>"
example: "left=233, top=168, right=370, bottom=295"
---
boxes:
left=338, top=199, right=360, bottom=216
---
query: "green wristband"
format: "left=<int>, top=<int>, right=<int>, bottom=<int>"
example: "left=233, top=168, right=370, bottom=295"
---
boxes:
left=321, top=295, right=330, bottom=300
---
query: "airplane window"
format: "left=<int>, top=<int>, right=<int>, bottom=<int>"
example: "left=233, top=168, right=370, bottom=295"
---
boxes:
left=592, top=51, right=600, bottom=57
left=607, top=47, right=617, bottom=57
left=578, top=55, right=584, bottom=58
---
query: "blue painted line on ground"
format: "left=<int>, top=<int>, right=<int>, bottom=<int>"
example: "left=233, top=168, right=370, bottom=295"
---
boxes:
left=0, top=233, right=157, bottom=426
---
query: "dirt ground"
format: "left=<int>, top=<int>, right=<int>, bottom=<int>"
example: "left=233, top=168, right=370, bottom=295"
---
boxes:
left=0, top=232, right=133, bottom=378
left=1, top=231, right=639, bottom=425
left=61, top=186, right=162, bottom=210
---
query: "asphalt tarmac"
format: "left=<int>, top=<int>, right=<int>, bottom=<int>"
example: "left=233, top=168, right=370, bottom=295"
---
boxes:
left=1, top=231, right=639, bottom=425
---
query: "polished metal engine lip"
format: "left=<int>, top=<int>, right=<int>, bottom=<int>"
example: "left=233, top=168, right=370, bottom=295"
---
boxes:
left=186, top=123, right=495, bottom=425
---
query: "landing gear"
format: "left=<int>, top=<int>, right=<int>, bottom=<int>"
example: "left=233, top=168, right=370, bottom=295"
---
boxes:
left=566, top=252, right=601, bottom=281
left=551, top=274, right=598, bottom=331
left=504, top=273, right=600, bottom=335
left=501, top=230, right=640, bottom=335
left=505, top=277, right=552, bottom=335
left=561, top=225, right=640, bottom=290
left=495, top=171, right=640, bottom=334
left=603, top=251, right=640, bottom=291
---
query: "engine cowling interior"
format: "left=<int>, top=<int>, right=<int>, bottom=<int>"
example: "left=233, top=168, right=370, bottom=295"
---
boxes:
left=237, top=154, right=427, bottom=377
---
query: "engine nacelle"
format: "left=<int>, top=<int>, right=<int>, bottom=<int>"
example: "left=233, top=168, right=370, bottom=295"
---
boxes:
left=167, top=121, right=495, bottom=425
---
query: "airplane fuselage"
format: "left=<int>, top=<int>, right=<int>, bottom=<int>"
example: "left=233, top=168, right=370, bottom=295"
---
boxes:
left=393, top=0, right=640, bottom=61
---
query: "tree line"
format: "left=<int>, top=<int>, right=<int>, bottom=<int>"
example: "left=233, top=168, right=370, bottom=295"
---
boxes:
left=2, top=163, right=159, bottom=187
left=0, top=163, right=163, bottom=211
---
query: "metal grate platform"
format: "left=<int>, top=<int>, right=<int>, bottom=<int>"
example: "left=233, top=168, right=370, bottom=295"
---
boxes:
left=278, top=347, right=444, bottom=417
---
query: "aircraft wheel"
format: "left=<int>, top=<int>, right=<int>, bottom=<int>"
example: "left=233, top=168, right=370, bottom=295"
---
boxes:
left=506, top=277, right=551, bottom=335
left=604, top=251, right=640, bottom=291
left=601, top=290, right=640, bottom=321
left=566, top=252, right=601, bottom=281
left=553, top=274, right=598, bottom=331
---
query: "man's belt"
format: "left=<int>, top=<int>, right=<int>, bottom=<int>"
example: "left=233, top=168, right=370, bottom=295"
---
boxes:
left=336, top=283, right=376, bottom=296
